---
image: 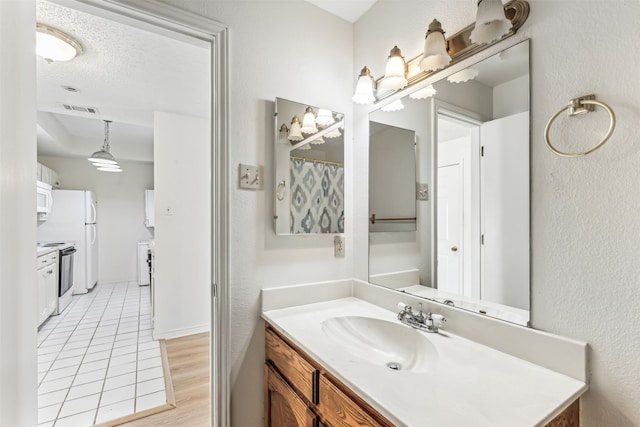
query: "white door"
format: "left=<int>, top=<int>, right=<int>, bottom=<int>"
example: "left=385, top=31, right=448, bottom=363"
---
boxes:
left=437, top=163, right=463, bottom=294
left=480, top=112, right=530, bottom=309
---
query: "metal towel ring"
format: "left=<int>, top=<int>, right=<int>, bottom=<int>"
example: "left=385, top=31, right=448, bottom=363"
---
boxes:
left=544, top=95, right=616, bottom=158
left=275, top=180, right=286, bottom=201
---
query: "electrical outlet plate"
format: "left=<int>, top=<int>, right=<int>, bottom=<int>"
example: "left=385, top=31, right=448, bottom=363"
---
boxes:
left=239, top=164, right=262, bottom=190
left=334, top=236, right=345, bottom=258
left=416, top=183, right=429, bottom=201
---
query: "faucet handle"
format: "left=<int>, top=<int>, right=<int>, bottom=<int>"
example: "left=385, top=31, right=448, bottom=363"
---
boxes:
left=397, top=302, right=412, bottom=312
left=431, top=314, right=446, bottom=328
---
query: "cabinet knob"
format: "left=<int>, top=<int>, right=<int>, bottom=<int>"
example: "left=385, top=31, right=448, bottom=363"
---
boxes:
left=451, top=246, right=458, bottom=252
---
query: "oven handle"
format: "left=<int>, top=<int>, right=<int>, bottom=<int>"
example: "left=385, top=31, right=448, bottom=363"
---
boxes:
left=60, top=247, right=77, bottom=256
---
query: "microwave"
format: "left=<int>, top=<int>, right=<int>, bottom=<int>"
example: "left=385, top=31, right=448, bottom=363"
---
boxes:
left=36, top=181, right=53, bottom=218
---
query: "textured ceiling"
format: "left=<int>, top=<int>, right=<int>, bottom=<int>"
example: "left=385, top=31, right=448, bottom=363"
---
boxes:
left=36, top=0, right=210, bottom=161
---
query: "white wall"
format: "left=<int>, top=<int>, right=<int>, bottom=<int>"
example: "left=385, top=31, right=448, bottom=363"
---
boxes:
left=38, top=156, right=154, bottom=283
left=0, top=1, right=38, bottom=425
left=153, top=112, right=211, bottom=339
left=493, top=74, right=529, bottom=118
left=355, top=1, right=640, bottom=426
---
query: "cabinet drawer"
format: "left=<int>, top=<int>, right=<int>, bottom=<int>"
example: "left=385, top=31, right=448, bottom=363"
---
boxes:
left=266, top=327, right=317, bottom=403
left=318, top=375, right=388, bottom=427
left=265, top=364, right=316, bottom=427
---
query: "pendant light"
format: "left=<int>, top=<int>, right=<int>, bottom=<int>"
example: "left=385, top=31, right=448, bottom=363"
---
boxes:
left=88, top=120, right=122, bottom=172
left=470, top=0, right=512, bottom=45
left=379, top=46, right=408, bottom=91
left=352, top=66, right=376, bottom=105
left=419, top=20, right=451, bottom=72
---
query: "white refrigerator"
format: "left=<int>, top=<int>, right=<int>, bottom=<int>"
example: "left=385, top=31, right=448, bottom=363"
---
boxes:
left=38, top=190, right=99, bottom=294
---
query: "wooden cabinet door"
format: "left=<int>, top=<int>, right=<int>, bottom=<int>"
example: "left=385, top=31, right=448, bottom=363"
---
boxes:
left=318, top=374, right=388, bottom=427
left=265, top=364, right=316, bottom=427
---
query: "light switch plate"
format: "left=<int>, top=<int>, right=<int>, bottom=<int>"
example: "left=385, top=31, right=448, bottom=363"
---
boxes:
left=239, top=164, right=262, bottom=190
left=416, top=183, right=429, bottom=201
left=334, top=236, right=345, bottom=258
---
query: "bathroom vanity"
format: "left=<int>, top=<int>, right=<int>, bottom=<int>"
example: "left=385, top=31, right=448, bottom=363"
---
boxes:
left=262, top=280, right=587, bottom=427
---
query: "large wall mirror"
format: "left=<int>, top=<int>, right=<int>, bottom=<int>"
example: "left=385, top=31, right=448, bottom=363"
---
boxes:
left=274, top=98, right=345, bottom=235
left=369, top=40, right=530, bottom=325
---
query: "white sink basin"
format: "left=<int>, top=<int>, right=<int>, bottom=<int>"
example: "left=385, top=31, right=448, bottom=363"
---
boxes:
left=321, top=316, right=438, bottom=373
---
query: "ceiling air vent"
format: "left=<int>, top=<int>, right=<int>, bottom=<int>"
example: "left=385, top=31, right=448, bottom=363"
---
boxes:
left=61, top=103, right=99, bottom=115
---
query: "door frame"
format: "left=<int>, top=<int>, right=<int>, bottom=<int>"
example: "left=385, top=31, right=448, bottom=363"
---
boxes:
left=58, top=1, right=231, bottom=425
left=430, top=99, right=482, bottom=293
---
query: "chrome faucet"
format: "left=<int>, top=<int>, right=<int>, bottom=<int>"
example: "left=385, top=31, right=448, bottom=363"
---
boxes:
left=397, top=303, right=446, bottom=333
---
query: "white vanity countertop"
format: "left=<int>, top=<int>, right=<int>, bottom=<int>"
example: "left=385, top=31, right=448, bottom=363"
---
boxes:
left=263, top=297, right=588, bottom=427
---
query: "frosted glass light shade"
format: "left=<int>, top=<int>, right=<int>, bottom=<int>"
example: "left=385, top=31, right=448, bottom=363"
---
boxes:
left=352, top=66, right=376, bottom=105
left=97, top=166, right=123, bottom=172
left=36, top=24, right=83, bottom=63
left=296, top=143, right=311, bottom=150
left=470, top=0, right=512, bottom=45
left=380, top=46, right=408, bottom=91
left=300, top=107, right=318, bottom=134
left=381, top=99, right=404, bottom=112
left=310, top=136, right=325, bottom=145
left=409, top=85, right=437, bottom=100
left=447, top=68, right=480, bottom=83
left=419, top=20, right=451, bottom=72
left=325, top=128, right=341, bottom=138
left=288, top=116, right=303, bottom=142
left=316, top=109, right=335, bottom=126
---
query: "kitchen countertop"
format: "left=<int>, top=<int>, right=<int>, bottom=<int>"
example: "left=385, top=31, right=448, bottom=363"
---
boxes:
left=37, top=242, right=74, bottom=257
left=263, top=297, right=588, bottom=427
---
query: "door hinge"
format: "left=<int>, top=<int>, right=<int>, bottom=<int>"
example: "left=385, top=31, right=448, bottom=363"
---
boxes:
left=212, top=282, right=218, bottom=298
left=481, top=234, right=485, bottom=245
left=481, top=146, right=484, bottom=156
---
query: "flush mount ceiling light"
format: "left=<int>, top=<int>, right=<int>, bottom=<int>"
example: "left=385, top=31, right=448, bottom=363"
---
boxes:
left=447, top=68, right=480, bottom=83
left=288, top=116, right=304, bottom=142
left=419, top=19, right=452, bottom=73
left=352, top=66, right=377, bottom=105
left=470, top=0, right=513, bottom=45
left=379, top=46, right=408, bottom=91
left=88, top=120, right=123, bottom=172
left=409, top=84, right=437, bottom=100
left=36, top=23, right=83, bottom=63
left=381, top=99, right=404, bottom=112
left=300, top=107, right=318, bottom=134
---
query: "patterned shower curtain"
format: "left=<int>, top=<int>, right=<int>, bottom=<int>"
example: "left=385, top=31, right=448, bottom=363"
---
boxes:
left=290, top=158, right=344, bottom=234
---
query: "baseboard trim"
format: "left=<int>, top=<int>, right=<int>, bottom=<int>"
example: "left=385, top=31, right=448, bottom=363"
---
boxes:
left=153, top=324, right=210, bottom=340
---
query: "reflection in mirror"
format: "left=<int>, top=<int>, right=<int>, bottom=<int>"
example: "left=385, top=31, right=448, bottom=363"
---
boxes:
left=368, top=40, right=530, bottom=326
left=274, top=98, right=345, bottom=235
left=369, top=122, right=416, bottom=232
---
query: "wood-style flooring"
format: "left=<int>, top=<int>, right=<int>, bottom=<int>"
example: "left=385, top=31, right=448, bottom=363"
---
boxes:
left=118, top=332, right=211, bottom=426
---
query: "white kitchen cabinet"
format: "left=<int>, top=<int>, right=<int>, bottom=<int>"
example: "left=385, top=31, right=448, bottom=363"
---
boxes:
left=37, top=252, right=58, bottom=327
left=37, top=162, right=61, bottom=188
left=144, top=189, right=155, bottom=227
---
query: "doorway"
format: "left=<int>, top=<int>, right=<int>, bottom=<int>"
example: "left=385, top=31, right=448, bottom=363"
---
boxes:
left=34, top=1, right=229, bottom=426
left=435, top=106, right=482, bottom=299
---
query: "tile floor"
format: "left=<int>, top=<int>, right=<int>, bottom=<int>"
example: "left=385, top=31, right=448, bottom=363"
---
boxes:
left=37, top=281, right=168, bottom=427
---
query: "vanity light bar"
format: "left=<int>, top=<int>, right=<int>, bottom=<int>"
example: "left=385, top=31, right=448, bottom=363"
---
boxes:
left=364, top=0, right=529, bottom=102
